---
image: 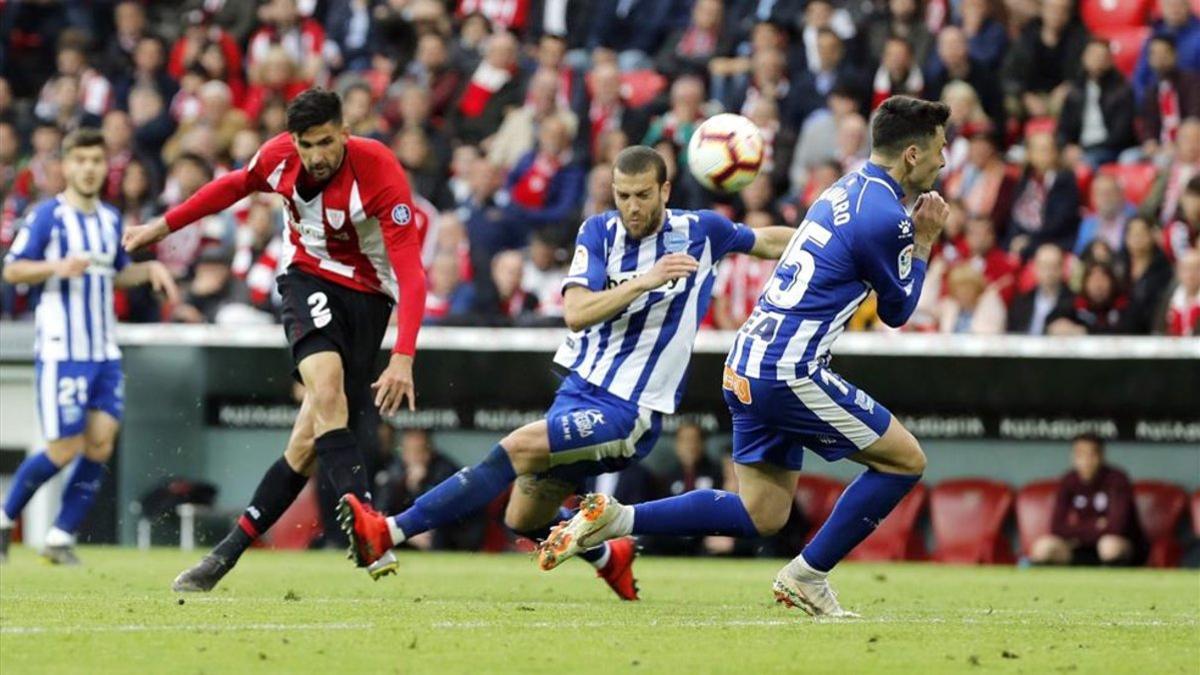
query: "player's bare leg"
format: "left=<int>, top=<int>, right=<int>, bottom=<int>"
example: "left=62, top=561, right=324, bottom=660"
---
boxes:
left=508, top=475, right=638, bottom=600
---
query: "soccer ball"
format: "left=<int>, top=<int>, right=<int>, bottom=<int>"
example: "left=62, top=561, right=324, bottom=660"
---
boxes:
left=686, top=114, right=765, bottom=193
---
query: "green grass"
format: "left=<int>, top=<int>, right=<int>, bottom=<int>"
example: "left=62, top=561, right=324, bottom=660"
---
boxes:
left=0, top=547, right=1197, bottom=674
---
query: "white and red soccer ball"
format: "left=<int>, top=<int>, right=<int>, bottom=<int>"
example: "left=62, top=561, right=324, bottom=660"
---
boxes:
left=686, top=113, right=765, bottom=194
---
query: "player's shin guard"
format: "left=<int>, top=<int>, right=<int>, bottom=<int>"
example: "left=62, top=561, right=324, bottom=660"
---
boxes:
left=800, top=469, right=920, bottom=572
left=631, top=489, right=760, bottom=537
left=52, top=457, right=106, bottom=535
left=213, top=457, right=309, bottom=564
left=314, top=428, right=370, bottom=501
left=392, top=444, right=516, bottom=542
left=2, top=451, right=63, bottom=525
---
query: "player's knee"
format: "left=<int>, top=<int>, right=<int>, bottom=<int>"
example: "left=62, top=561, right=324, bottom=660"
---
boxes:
left=502, top=506, right=543, bottom=534
left=84, top=439, right=114, bottom=462
left=499, top=428, right=547, bottom=475
left=901, top=443, right=927, bottom=475
left=746, top=504, right=789, bottom=537
left=284, top=441, right=316, bottom=475
left=45, top=442, right=82, bottom=467
left=309, top=386, right=348, bottom=424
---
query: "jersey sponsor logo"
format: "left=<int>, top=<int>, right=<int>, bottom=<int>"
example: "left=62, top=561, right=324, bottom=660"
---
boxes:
left=391, top=204, right=412, bottom=226
left=571, top=409, right=606, bottom=438
left=898, top=243, right=913, bottom=280
left=326, top=208, right=346, bottom=229
left=855, top=389, right=876, bottom=414
left=569, top=245, right=588, bottom=276
left=606, top=269, right=684, bottom=294
left=722, top=366, right=752, bottom=404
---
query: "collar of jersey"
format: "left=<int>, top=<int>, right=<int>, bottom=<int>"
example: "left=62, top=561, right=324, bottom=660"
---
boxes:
left=859, top=162, right=905, bottom=200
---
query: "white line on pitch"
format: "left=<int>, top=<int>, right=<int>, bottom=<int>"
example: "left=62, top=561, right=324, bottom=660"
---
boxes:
left=0, top=621, right=374, bottom=636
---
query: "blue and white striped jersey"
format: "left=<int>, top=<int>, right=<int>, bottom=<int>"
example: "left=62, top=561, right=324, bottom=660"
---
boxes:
left=5, top=196, right=130, bottom=362
left=553, top=209, right=756, bottom=414
left=726, top=162, right=928, bottom=380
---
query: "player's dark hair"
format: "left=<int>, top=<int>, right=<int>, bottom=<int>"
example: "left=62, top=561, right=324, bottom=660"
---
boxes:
left=1071, top=432, right=1105, bottom=454
left=61, top=128, right=105, bottom=155
left=870, top=96, right=951, bottom=156
left=614, top=146, right=668, bottom=185
left=286, top=88, right=343, bottom=135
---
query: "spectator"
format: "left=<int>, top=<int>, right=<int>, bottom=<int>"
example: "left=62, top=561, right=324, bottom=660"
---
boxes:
left=1161, top=249, right=1200, bottom=335
left=403, top=33, right=465, bottom=129
left=933, top=263, right=1006, bottom=334
left=643, top=75, right=706, bottom=168
left=712, top=196, right=779, bottom=330
left=171, top=246, right=252, bottom=324
left=870, top=37, right=924, bottom=111
left=942, top=127, right=1014, bottom=228
left=1120, top=217, right=1174, bottom=335
left=726, top=48, right=803, bottom=130
left=959, top=0, right=1009, bottom=72
left=488, top=70, right=578, bottom=169
left=324, top=0, right=377, bottom=73
left=394, top=127, right=449, bottom=209
left=924, top=26, right=1004, bottom=127
left=0, top=122, right=21, bottom=212
left=100, top=110, right=137, bottom=203
left=1057, top=39, right=1137, bottom=168
left=1030, top=433, right=1145, bottom=567
left=793, top=29, right=867, bottom=123
left=940, top=81, right=993, bottom=177
left=1003, top=0, right=1089, bottom=119
left=449, top=31, right=523, bottom=146
left=1162, top=175, right=1200, bottom=263
left=36, top=32, right=113, bottom=123
left=1137, top=37, right=1200, bottom=154
left=242, top=46, right=309, bottom=121
left=2, top=124, right=64, bottom=240
left=865, top=0, right=935, bottom=72
left=1142, top=118, right=1200, bottom=227
left=157, top=153, right=231, bottom=279
left=788, top=86, right=860, bottom=192
left=113, top=36, right=180, bottom=111
left=1132, top=0, right=1200, bottom=104
left=1074, top=174, right=1135, bottom=257
left=246, top=0, right=325, bottom=85
left=1007, top=243, right=1073, bottom=334
left=1047, top=262, right=1130, bottom=335
left=460, top=249, right=539, bottom=324
left=164, top=81, right=250, bottom=167
left=588, top=0, right=675, bottom=71
left=98, top=0, right=151, bottom=80
left=522, top=229, right=567, bottom=317
left=168, top=9, right=244, bottom=90
left=501, top=114, right=586, bottom=239
left=424, top=252, right=472, bottom=322
left=962, top=215, right=1019, bottom=304
left=1005, top=131, right=1081, bottom=260
left=834, top=112, right=869, bottom=174
left=340, top=82, right=388, bottom=142
left=655, top=0, right=729, bottom=80
left=575, top=62, right=644, bottom=161
left=376, top=428, right=482, bottom=551
left=745, top=97, right=797, bottom=197
left=582, top=162, right=616, bottom=218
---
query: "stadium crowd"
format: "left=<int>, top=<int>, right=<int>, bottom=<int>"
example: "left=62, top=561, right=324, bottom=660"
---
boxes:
left=1, top=0, right=1198, bottom=336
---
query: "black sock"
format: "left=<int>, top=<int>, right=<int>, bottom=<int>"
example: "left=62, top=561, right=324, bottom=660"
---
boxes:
left=212, top=457, right=309, bottom=564
left=314, top=427, right=369, bottom=502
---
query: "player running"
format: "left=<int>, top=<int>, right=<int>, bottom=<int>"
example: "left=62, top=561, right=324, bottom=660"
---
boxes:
left=0, top=129, right=178, bottom=564
left=121, top=89, right=427, bottom=591
left=539, top=96, right=950, bottom=617
left=337, top=146, right=796, bottom=599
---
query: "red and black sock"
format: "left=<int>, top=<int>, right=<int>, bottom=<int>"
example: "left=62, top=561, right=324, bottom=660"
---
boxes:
left=314, top=427, right=370, bottom=502
left=212, top=457, right=308, bottom=564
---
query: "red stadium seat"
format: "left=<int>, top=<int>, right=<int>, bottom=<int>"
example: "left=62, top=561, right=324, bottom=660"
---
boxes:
left=1133, top=481, right=1187, bottom=568
left=1103, top=27, right=1152, bottom=78
left=930, top=479, right=1015, bottom=564
left=1191, top=491, right=1200, bottom=537
left=1098, top=162, right=1158, bottom=205
left=848, top=483, right=928, bottom=561
left=1081, top=0, right=1154, bottom=35
left=1015, top=480, right=1060, bottom=558
left=794, top=475, right=847, bottom=544
left=265, top=479, right=321, bottom=549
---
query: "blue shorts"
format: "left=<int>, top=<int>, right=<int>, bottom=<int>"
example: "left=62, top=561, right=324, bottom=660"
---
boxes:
left=35, top=359, right=124, bottom=441
left=722, top=364, right=892, bottom=471
left=543, top=373, right=663, bottom=484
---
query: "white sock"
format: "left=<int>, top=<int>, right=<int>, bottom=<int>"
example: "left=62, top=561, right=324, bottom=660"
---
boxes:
left=386, top=517, right=406, bottom=546
left=611, top=504, right=635, bottom=538
left=789, top=554, right=828, bottom=579
left=0, top=510, right=13, bottom=530
left=586, top=544, right=612, bottom=570
left=44, top=527, right=75, bottom=547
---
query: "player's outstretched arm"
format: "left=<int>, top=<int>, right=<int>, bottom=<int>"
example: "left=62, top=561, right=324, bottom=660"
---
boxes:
left=747, top=226, right=797, bottom=260
left=124, top=169, right=263, bottom=253
left=562, top=253, right=698, bottom=332
left=114, top=260, right=180, bottom=305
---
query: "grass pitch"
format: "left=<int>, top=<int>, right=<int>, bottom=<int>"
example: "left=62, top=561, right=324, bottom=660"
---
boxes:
left=0, top=547, right=1197, bottom=674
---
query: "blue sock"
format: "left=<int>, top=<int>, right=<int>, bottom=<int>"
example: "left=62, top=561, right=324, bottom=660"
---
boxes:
left=3, top=451, right=62, bottom=522
left=53, top=457, right=107, bottom=534
left=393, top=444, right=516, bottom=539
left=632, top=489, right=759, bottom=537
left=801, top=470, right=920, bottom=572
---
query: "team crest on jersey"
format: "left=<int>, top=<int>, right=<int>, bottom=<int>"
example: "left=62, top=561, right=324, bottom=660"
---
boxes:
left=391, top=204, right=412, bottom=225
left=569, top=246, right=588, bottom=275
left=326, top=208, right=346, bottom=229
left=898, top=244, right=913, bottom=279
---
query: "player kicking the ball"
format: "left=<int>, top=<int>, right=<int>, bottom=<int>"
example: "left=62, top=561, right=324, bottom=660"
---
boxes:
left=540, top=96, right=950, bottom=617
left=338, top=146, right=796, bottom=599
left=122, top=89, right=427, bottom=590
left=0, top=129, right=178, bottom=564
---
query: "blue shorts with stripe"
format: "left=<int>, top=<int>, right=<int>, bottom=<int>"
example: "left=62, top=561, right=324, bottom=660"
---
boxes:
left=722, top=364, right=891, bottom=470
left=543, top=373, right=663, bottom=483
left=35, top=359, right=124, bottom=441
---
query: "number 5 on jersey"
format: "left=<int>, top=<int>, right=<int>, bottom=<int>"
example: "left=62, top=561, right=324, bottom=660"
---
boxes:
left=764, top=220, right=832, bottom=309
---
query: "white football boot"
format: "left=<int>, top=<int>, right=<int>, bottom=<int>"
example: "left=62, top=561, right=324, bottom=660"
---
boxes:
left=537, top=493, right=631, bottom=571
left=772, top=557, right=860, bottom=618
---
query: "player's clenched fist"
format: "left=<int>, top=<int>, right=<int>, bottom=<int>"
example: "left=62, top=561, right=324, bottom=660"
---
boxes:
left=639, top=253, right=699, bottom=291
left=56, top=255, right=92, bottom=278
left=122, top=217, right=171, bottom=253
left=911, top=191, right=949, bottom=247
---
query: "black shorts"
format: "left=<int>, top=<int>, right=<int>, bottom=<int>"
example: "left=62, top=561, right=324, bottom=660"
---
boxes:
left=278, top=269, right=392, bottom=419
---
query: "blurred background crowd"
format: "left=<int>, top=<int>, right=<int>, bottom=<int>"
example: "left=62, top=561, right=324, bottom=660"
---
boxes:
left=1, top=0, right=1197, bottom=335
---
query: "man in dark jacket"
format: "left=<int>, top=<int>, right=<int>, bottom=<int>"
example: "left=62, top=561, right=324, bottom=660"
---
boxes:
left=1007, top=243, right=1075, bottom=334
left=1139, top=36, right=1200, bottom=151
left=1004, top=132, right=1081, bottom=260
left=1057, top=39, right=1137, bottom=167
left=1030, top=433, right=1146, bottom=566
left=924, top=26, right=1004, bottom=129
